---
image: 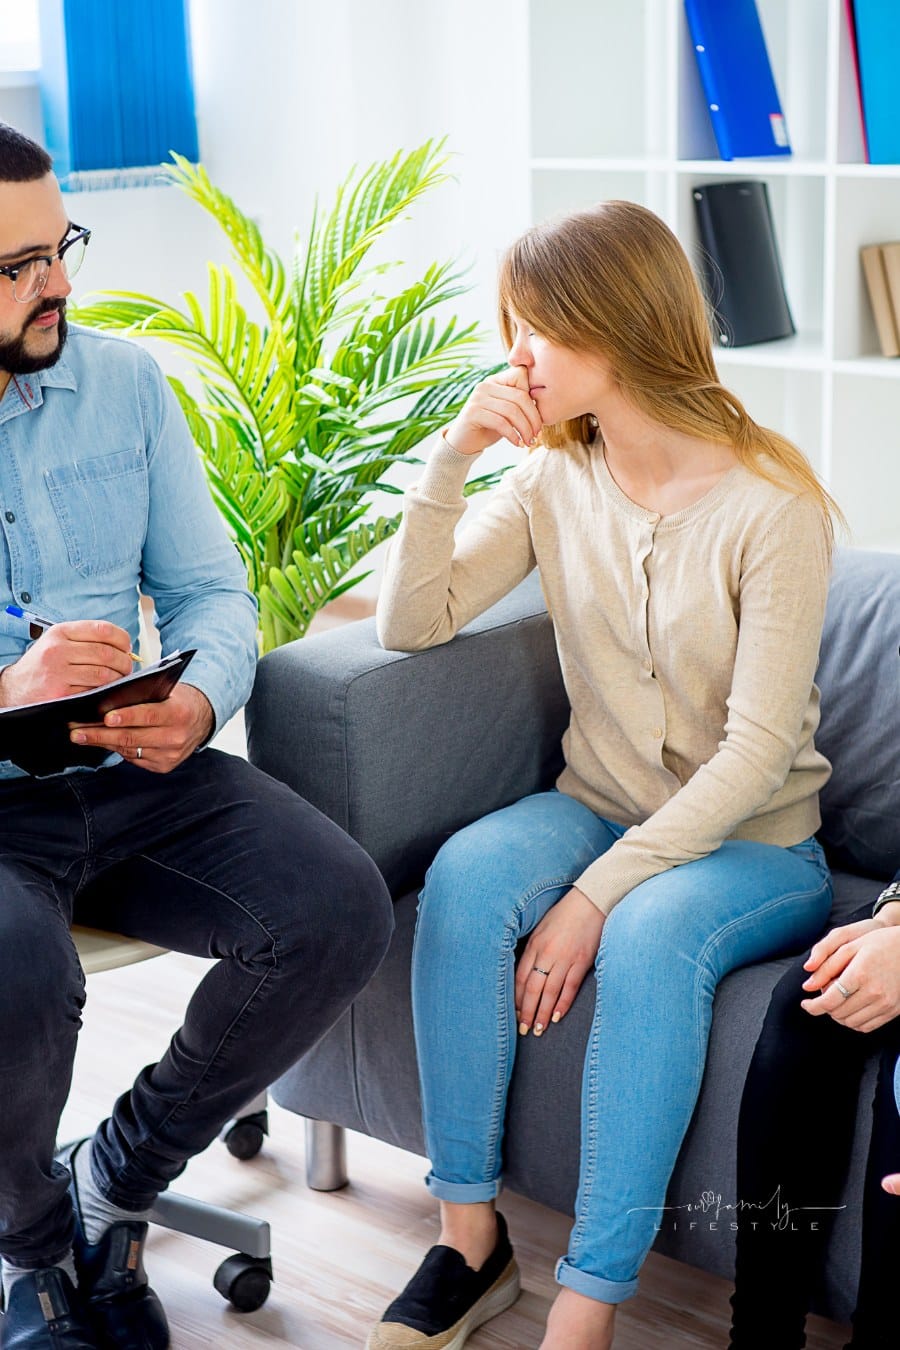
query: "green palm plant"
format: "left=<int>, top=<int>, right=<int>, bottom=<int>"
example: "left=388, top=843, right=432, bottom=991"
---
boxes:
left=74, top=140, right=501, bottom=651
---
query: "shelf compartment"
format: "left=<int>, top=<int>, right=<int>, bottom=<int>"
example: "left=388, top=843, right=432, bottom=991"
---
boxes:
left=832, top=355, right=900, bottom=378
left=829, top=374, right=900, bottom=547
left=530, top=0, right=651, bottom=160
left=715, top=331, right=826, bottom=371
left=677, top=0, right=829, bottom=163
left=833, top=176, right=900, bottom=360
left=676, top=158, right=828, bottom=177
left=530, top=168, right=663, bottom=223
left=675, top=171, right=826, bottom=343
left=717, top=366, right=825, bottom=475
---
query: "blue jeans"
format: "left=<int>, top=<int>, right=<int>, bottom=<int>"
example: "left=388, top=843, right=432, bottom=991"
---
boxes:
left=0, top=750, right=393, bottom=1267
left=411, top=790, right=832, bottom=1305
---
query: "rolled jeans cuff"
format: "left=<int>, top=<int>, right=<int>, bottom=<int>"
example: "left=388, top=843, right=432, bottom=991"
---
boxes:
left=555, top=1257, right=638, bottom=1305
left=424, top=1172, right=501, bottom=1203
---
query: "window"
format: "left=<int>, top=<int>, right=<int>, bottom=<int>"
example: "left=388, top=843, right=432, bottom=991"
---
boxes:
left=0, top=3, right=41, bottom=72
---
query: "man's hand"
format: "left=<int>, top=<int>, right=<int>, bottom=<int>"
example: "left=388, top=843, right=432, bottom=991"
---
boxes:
left=514, top=886, right=606, bottom=1037
left=443, top=366, right=543, bottom=457
left=69, top=683, right=215, bottom=774
left=0, top=620, right=134, bottom=706
left=801, top=914, right=900, bottom=1032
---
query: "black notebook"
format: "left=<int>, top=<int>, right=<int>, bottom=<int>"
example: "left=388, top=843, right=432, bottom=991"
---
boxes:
left=0, top=649, right=195, bottom=777
left=692, top=180, right=795, bottom=348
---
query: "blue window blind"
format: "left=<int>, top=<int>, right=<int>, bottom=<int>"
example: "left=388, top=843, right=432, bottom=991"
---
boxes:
left=38, top=0, right=199, bottom=187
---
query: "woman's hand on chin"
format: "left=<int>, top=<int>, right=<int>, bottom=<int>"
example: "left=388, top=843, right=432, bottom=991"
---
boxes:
left=443, top=364, right=542, bottom=457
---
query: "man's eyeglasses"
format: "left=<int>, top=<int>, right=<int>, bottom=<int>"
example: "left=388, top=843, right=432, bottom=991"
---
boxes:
left=0, top=224, right=91, bottom=304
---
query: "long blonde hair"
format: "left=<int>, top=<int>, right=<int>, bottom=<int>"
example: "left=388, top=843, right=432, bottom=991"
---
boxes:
left=497, top=201, right=843, bottom=538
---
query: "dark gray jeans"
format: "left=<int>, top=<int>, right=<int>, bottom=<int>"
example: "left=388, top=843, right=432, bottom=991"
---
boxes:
left=0, top=749, right=393, bottom=1267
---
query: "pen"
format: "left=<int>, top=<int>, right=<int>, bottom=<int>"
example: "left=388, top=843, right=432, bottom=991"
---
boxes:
left=5, top=604, right=145, bottom=663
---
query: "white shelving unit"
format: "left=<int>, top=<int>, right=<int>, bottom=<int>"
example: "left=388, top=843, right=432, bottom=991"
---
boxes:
left=528, top=0, right=900, bottom=551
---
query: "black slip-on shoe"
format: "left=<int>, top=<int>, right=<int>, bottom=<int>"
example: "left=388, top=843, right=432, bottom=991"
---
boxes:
left=366, top=1211, right=521, bottom=1349
left=0, top=1268, right=97, bottom=1350
left=57, top=1142, right=168, bottom=1350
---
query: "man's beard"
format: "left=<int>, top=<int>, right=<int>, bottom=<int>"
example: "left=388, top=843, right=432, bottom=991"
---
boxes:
left=0, top=297, right=68, bottom=376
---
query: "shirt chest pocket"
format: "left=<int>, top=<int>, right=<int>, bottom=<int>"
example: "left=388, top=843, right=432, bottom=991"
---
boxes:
left=44, top=447, right=148, bottom=578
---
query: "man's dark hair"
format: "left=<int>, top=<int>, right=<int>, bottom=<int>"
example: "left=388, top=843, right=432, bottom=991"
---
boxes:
left=0, top=122, right=52, bottom=182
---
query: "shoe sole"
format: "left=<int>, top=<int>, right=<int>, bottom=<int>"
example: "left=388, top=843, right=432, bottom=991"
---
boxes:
left=366, top=1257, right=521, bottom=1349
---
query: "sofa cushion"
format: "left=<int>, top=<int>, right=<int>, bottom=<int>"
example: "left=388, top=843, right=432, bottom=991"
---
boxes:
left=271, top=870, right=877, bottom=1324
left=815, top=549, right=900, bottom=880
left=247, top=572, right=569, bottom=897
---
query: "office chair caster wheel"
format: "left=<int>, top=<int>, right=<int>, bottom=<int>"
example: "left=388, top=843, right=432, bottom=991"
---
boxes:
left=223, top=1110, right=268, bottom=1160
left=213, top=1254, right=273, bottom=1311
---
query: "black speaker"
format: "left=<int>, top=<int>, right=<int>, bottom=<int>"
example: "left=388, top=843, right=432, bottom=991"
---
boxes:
left=692, top=180, right=795, bottom=348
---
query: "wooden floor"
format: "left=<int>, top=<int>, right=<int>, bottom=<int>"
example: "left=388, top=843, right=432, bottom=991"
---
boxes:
left=60, top=950, right=852, bottom=1349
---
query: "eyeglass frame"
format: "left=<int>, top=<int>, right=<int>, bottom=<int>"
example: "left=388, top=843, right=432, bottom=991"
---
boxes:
left=0, top=223, right=92, bottom=303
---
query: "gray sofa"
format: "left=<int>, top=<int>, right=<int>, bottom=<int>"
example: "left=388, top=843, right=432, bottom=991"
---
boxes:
left=245, top=548, right=900, bottom=1325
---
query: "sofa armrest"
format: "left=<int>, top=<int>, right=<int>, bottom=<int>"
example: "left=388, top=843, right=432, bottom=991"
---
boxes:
left=245, top=572, right=569, bottom=895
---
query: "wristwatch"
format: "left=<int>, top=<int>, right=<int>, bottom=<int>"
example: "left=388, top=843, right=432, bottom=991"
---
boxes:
left=872, top=879, right=900, bottom=917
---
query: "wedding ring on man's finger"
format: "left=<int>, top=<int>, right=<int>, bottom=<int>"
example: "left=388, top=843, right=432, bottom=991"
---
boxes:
left=835, top=980, right=854, bottom=999
left=136, top=746, right=143, bottom=760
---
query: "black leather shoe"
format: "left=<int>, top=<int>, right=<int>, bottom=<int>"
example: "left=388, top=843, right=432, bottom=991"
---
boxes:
left=59, top=1142, right=169, bottom=1350
left=0, top=1268, right=97, bottom=1349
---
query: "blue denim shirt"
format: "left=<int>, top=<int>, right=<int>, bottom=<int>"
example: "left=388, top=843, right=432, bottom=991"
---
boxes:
left=0, top=324, right=258, bottom=778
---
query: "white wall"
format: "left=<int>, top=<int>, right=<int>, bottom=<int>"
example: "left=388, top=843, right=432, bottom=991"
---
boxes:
left=0, top=2, right=531, bottom=593
left=1, top=1, right=530, bottom=339
left=188, top=0, right=530, bottom=338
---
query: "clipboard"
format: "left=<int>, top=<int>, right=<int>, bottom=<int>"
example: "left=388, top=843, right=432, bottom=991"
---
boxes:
left=0, top=649, right=196, bottom=777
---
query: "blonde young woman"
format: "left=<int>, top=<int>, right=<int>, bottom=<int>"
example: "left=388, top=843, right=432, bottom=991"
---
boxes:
left=367, top=202, right=841, bottom=1350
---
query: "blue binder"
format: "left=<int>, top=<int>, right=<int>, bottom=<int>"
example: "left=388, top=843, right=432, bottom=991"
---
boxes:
left=853, top=0, right=900, bottom=164
left=684, top=0, right=791, bottom=161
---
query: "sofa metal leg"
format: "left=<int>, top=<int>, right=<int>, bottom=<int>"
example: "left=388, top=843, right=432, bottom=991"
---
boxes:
left=305, top=1119, right=348, bottom=1191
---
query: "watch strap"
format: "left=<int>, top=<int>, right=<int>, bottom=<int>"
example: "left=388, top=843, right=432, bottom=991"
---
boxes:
left=873, top=879, right=900, bottom=917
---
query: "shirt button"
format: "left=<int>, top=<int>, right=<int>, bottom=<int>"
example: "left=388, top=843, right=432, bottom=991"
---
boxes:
left=643, top=659, right=653, bottom=672
left=648, top=512, right=660, bottom=525
left=4, top=511, right=14, bottom=523
left=642, top=586, right=649, bottom=600
left=20, top=591, right=31, bottom=604
left=653, top=727, right=663, bottom=739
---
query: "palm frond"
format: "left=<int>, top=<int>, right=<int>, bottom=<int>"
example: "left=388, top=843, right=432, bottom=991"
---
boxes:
left=164, top=154, right=294, bottom=330
left=76, top=276, right=299, bottom=469
left=376, top=363, right=500, bottom=458
left=260, top=513, right=401, bottom=642
left=294, top=139, right=452, bottom=367
left=172, top=380, right=289, bottom=590
left=331, top=259, right=473, bottom=388
left=74, top=140, right=487, bottom=652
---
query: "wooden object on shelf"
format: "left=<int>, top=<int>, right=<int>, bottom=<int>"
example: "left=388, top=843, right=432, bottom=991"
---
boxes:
left=860, top=244, right=898, bottom=355
left=878, top=242, right=900, bottom=353
left=860, top=243, right=900, bottom=357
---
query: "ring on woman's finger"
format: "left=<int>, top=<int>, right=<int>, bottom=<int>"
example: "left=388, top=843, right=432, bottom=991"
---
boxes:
left=835, top=980, right=855, bottom=999
left=533, top=965, right=551, bottom=976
